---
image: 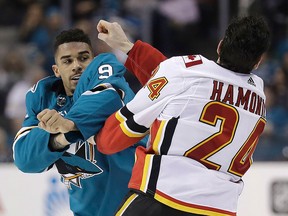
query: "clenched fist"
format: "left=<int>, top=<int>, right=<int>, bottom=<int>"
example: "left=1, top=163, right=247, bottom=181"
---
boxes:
left=37, top=109, right=76, bottom=134
left=97, top=19, right=134, bottom=54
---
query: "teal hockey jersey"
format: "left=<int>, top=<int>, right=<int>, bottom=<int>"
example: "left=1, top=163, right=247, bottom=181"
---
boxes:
left=13, top=53, right=145, bottom=216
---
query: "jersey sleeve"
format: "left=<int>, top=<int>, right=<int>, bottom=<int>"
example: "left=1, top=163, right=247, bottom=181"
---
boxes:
left=72, top=53, right=127, bottom=101
left=96, top=58, right=187, bottom=154
left=65, top=84, right=123, bottom=141
left=64, top=53, right=129, bottom=141
left=125, top=40, right=167, bottom=85
left=13, top=85, right=65, bottom=173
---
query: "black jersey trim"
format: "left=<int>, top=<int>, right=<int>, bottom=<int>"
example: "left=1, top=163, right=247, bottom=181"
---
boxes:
left=146, top=155, right=161, bottom=196
left=160, top=117, right=179, bottom=155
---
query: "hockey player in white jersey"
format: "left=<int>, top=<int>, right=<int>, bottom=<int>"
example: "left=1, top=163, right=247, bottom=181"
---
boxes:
left=93, top=16, right=271, bottom=216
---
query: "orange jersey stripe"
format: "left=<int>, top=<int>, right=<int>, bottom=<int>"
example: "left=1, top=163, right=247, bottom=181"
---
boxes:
left=96, top=111, right=143, bottom=154
left=128, top=147, right=149, bottom=191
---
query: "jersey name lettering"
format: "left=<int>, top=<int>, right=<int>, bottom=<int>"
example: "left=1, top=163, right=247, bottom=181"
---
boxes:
left=210, top=80, right=266, bottom=117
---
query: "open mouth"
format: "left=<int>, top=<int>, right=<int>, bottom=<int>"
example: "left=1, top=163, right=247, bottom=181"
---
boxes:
left=71, top=75, right=81, bottom=81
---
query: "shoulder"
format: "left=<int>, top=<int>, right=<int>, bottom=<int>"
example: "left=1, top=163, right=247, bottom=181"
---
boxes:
left=26, top=76, right=63, bottom=106
left=97, top=52, right=117, bottom=58
left=28, top=75, right=61, bottom=94
left=155, top=54, right=208, bottom=78
left=83, top=53, right=125, bottom=77
left=81, top=53, right=127, bottom=83
left=25, top=76, right=65, bottom=116
left=250, top=73, right=265, bottom=91
left=92, top=53, right=119, bottom=64
left=162, top=55, right=210, bottom=67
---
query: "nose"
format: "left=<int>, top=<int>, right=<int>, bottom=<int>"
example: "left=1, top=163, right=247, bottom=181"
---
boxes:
left=72, top=60, right=83, bottom=73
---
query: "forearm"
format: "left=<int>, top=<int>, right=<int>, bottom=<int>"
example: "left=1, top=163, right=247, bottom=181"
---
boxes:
left=13, top=127, right=65, bottom=173
left=65, top=87, right=123, bottom=141
left=125, top=40, right=167, bottom=85
left=96, top=112, right=146, bottom=154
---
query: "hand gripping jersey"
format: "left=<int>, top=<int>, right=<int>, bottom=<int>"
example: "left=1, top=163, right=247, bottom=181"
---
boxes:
left=13, top=53, right=146, bottom=216
left=97, top=54, right=266, bottom=215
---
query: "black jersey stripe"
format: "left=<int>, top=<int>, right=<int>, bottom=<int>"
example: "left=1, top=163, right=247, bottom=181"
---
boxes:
left=121, top=106, right=149, bottom=133
left=126, top=117, right=149, bottom=134
left=146, top=155, right=161, bottom=196
left=90, top=85, right=107, bottom=92
left=160, top=117, right=179, bottom=155
left=120, top=106, right=134, bottom=119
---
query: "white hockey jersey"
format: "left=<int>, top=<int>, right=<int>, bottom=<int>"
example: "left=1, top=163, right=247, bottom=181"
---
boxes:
left=97, top=54, right=266, bottom=216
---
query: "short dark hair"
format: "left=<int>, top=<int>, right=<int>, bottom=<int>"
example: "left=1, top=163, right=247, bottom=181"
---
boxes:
left=54, top=28, right=92, bottom=54
left=219, top=16, right=270, bottom=74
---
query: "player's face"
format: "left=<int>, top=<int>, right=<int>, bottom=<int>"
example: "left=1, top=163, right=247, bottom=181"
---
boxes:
left=52, top=42, right=94, bottom=96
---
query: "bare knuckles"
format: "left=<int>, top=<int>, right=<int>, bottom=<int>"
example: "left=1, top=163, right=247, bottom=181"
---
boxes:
left=96, top=19, right=133, bottom=53
left=37, top=109, right=64, bottom=133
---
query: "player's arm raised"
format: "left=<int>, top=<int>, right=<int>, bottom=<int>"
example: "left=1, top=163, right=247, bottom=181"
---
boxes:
left=97, top=20, right=167, bottom=85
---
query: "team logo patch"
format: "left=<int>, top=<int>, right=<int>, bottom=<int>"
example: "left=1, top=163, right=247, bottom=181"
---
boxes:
left=56, top=141, right=103, bottom=189
left=57, top=95, right=67, bottom=107
left=182, top=55, right=203, bottom=67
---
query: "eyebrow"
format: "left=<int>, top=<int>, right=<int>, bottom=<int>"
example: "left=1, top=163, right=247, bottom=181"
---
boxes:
left=60, top=51, right=91, bottom=60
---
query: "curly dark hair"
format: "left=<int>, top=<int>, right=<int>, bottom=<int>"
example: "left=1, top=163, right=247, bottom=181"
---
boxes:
left=54, top=28, right=92, bottom=54
left=219, top=15, right=271, bottom=74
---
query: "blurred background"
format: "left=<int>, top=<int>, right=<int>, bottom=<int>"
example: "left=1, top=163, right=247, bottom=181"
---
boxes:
left=0, top=0, right=288, bottom=163
left=0, top=0, right=288, bottom=215
left=0, top=0, right=287, bottom=163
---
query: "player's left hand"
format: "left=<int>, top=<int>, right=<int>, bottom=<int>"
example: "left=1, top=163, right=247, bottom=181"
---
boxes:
left=37, top=109, right=75, bottom=134
left=97, top=20, right=134, bottom=54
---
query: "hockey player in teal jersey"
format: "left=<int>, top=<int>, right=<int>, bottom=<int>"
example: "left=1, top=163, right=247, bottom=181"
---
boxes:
left=12, top=29, right=145, bottom=216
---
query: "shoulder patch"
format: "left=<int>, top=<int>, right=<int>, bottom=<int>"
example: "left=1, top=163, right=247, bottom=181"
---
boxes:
left=182, top=55, right=203, bottom=68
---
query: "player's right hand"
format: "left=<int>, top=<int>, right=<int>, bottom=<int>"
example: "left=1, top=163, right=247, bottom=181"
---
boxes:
left=37, top=109, right=75, bottom=134
left=97, top=20, right=134, bottom=54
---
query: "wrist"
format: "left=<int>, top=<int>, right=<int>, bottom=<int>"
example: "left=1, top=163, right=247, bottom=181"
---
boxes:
left=61, top=118, right=77, bottom=133
left=49, top=134, right=69, bottom=151
left=122, top=40, right=134, bottom=54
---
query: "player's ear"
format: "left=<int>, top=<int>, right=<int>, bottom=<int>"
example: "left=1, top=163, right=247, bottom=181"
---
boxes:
left=217, top=39, right=223, bottom=55
left=52, top=65, right=61, bottom=78
left=253, top=55, right=264, bottom=70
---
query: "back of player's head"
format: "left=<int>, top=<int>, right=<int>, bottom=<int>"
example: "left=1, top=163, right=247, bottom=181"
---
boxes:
left=54, top=28, right=92, bottom=54
left=219, top=15, right=270, bottom=74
